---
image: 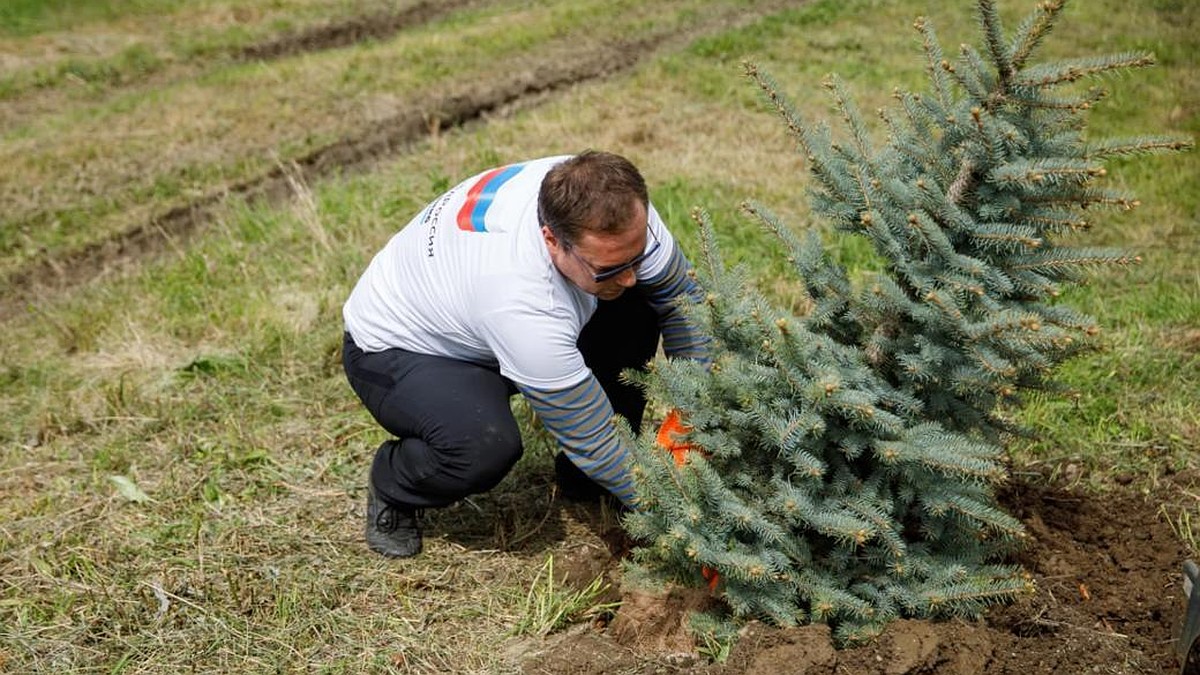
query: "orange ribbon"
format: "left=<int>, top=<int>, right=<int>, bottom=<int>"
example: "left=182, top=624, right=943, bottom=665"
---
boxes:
left=656, top=408, right=697, bottom=467
left=655, top=409, right=720, bottom=592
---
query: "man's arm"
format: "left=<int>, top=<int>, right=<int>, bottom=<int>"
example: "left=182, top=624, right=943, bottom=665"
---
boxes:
left=518, top=376, right=637, bottom=507
left=639, top=243, right=712, bottom=365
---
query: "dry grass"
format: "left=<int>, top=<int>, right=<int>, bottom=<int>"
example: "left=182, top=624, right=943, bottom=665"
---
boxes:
left=0, top=0, right=401, bottom=73
left=0, top=341, right=626, bottom=671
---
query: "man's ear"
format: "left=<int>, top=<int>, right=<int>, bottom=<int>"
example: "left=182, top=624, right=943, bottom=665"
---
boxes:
left=540, top=225, right=560, bottom=250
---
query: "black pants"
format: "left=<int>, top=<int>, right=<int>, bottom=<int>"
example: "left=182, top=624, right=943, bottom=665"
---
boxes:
left=342, top=289, right=660, bottom=509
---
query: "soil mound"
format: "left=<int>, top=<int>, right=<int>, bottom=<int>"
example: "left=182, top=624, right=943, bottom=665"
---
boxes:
left=518, top=477, right=1189, bottom=674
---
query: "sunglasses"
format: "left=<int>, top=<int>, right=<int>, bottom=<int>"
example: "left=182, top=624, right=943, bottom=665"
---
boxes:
left=565, top=225, right=661, bottom=282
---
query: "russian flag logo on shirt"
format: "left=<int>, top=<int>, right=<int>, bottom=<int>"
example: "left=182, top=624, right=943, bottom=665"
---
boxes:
left=456, top=163, right=526, bottom=232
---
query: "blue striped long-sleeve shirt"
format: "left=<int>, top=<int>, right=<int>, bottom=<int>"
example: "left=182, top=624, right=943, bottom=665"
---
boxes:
left=520, top=376, right=637, bottom=505
left=640, top=242, right=711, bottom=365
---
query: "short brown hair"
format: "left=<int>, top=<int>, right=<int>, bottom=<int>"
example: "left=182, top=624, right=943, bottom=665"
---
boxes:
left=538, top=150, right=648, bottom=246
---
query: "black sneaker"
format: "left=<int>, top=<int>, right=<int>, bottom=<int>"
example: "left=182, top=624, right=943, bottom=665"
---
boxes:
left=366, top=481, right=422, bottom=558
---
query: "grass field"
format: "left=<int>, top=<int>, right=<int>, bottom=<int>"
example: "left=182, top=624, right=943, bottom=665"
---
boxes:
left=1, top=0, right=1196, bottom=671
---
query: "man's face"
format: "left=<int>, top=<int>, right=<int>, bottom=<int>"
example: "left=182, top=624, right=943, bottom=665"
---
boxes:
left=542, top=200, right=650, bottom=300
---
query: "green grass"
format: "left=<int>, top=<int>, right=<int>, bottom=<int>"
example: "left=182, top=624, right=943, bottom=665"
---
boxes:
left=0, top=0, right=1196, bottom=670
left=510, top=555, right=618, bottom=638
left=0, top=0, right=189, bottom=36
left=0, top=0, right=796, bottom=278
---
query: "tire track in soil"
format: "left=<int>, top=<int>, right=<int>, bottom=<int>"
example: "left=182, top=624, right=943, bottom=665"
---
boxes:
left=1, top=1, right=798, bottom=321
left=0, top=1, right=482, bottom=133
left=236, top=0, right=482, bottom=62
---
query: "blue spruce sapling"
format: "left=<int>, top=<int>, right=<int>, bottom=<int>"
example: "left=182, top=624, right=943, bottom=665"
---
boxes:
left=625, top=0, right=1190, bottom=646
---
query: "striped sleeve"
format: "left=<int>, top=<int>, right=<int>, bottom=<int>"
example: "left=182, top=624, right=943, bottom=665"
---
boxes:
left=639, top=243, right=711, bottom=365
left=519, top=375, right=637, bottom=507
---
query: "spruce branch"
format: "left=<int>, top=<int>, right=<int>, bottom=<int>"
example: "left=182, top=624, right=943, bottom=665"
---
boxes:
left=922, top=578, right=1034, bottom=613
left=924, top=493, right=1024, bottom=536
left=1084, top=136, right=1195, bottom=158
left=914, top=17, right=954, bottom=109
left=841, top=499, right=906, bottom=556
left=1014, top=52, right=1157, bottom=88
left=1008, top=0, right=1065, bottom=71
left=1020, top=187, right=1140, bottom=210
left=1008, top=249, right=1141, bottom=273
left=1014, top=209, right=1090, bottom=233
left=977, top=0, right=1014, bottom=89
left=876, top=438, right=1006, bottom=483
left=946, top=158, right=977, bottom=205
left=746, top=61, right=860, bottom=204
left=1007, top=86, right=1107, bottom=111
left=989, top=158, right=1107, bottom=187
left=744, top=61, right=813, bottom=157
left=900, top=92, right=948, bottom=160
left=826, top=74, right=877, bottom=164
left=691, top=207, right=725, bottom=281
left=954, top=44, right=1000, bottom=104
left=968, top=223, right=1043, bottom=253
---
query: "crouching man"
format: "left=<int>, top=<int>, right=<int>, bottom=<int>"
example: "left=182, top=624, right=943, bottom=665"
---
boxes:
left=342, top=151, right=708, bottom=557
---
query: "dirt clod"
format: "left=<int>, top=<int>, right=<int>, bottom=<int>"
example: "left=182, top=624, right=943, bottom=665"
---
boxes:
left=609, top=586, right=714, bottom=655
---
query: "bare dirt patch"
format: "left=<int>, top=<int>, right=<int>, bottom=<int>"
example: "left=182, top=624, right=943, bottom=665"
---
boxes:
left=517, top=475, right=1190, bottom=674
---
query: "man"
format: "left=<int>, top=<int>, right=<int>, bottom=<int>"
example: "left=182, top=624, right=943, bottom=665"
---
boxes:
left=342, top=150, right=708, bottom=558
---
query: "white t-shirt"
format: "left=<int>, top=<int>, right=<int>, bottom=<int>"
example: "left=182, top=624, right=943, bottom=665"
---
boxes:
left=343, top=156, right=674, bottom=391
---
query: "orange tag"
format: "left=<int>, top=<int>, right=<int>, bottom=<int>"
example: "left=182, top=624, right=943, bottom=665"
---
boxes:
left=655, top=409, right=720, bottom=591
left=656, top=408, right=696, bottom=467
